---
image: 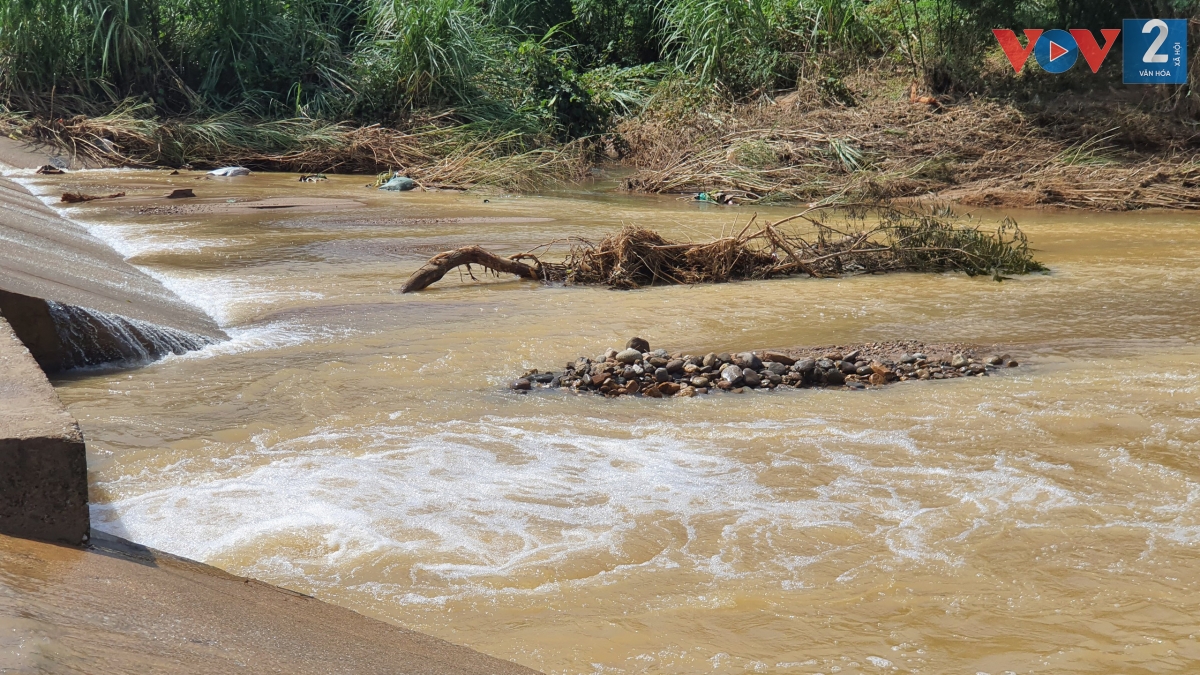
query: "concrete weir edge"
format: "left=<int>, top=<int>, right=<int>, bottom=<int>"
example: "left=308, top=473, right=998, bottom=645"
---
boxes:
left=0, top=312, right=89, bottom=544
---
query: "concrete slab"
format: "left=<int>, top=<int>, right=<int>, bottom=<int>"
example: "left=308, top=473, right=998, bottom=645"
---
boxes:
left=0, top=315, right=88, bottom=544
left=0, top=530, right=542, bottom=674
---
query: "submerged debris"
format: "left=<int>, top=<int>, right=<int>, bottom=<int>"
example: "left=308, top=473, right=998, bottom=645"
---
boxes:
left=694, top=190, right=758, bottom=205
left=512, top=339, right=1020, bottom=397
left=402, top=203, right=1045, bottom=292
left=61, top=191, right=125, bottom=203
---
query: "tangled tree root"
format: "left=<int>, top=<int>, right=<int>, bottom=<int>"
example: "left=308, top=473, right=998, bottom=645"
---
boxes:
left=401, top=246, right=548, bottom=293
left=400, top=203, right=1045, bottom=293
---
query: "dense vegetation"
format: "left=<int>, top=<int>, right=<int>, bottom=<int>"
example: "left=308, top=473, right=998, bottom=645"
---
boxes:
left=0, top=0, right=1196, bottom=195
left=2, top=1, right=1195, bottom=130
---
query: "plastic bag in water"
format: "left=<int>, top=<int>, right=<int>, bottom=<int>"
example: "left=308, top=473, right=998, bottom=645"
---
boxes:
left=379, top=176, right=416, bottom=191
left=208, top=167, right=251, bottom=177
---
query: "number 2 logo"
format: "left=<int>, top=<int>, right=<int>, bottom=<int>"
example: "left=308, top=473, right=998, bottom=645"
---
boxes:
left=1123, top=18, right=1186, bottom=84
left=1142, top=19, right=1169, bottom=64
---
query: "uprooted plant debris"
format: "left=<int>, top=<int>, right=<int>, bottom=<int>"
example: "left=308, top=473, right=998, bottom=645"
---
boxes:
left=513, top=338, right=1020, bottom=397
left=401, top=203, right=1045, bottom=293
left=8, top=107, right=586, bottom=191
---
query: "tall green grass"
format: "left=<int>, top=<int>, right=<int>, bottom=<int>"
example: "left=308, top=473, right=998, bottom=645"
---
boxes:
left=657, top=0, right=881, bottom=93
left=1, top=0, right=1194, bottom=131
left=354, top=0, right=490, bottom=113
left=0, top=0, right=358, bottom=115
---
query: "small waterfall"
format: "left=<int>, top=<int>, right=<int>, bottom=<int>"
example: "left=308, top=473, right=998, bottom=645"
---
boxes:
left=46, top=301, right=216, bottom=369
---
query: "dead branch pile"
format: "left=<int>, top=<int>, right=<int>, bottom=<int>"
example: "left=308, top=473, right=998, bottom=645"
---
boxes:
left=400, top=204, right=1044, bottom=293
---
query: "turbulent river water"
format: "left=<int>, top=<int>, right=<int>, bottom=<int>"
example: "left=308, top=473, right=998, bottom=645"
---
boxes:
left=14, top=169, right=1200, bottom=674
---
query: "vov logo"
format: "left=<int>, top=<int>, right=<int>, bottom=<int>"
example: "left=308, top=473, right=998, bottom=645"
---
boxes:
left=992, top=19, right=1188, bottom=84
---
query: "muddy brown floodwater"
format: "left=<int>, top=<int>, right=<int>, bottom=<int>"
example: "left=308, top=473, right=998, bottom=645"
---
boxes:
left=9, top=168, right=1200, bottom=674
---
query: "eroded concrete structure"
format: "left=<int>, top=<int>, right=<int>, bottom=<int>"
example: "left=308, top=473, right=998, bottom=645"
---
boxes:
left=0, top=314, right=88, bottom=544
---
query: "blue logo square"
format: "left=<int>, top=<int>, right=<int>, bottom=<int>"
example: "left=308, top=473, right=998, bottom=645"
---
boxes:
left=1124, top=19, right=1188, bottom=84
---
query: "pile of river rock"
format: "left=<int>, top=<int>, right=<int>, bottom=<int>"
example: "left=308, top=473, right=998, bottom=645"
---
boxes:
left=512, top=337, right=1019, bottom=397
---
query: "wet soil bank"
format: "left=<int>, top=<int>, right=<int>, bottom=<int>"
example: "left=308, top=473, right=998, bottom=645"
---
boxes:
left=0, top=530, right=541, bottom=675
left=618, top=93, right=1200, bottom=211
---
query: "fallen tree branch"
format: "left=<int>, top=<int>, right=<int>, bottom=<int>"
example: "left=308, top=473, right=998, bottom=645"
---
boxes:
left=400, top=245, right=544, bottom=293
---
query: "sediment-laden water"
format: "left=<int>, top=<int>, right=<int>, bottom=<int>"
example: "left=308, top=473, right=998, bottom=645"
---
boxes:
left=13, top=168, right=1200, bottom=674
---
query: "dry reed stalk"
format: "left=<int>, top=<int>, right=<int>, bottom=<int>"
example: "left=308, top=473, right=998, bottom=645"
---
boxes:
left=617, top=97, right=1200, bottom=210
left=14, top=111, right=587, bottom=190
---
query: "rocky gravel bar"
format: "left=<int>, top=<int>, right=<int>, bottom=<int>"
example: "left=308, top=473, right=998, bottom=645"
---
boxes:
left=511, top=338, right=1020, bottom=397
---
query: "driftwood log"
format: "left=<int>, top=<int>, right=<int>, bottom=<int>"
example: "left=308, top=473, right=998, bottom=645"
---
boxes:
left=400, top=245, right=545, bottom=293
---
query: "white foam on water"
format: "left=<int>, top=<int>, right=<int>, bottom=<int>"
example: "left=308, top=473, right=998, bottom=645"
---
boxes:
left=156, top=320, right=325, bottom=361
left=149, top=271, right=323, bottom=327
left=82, top=220, right=247, bottom=258
left=90, top=419, right=804, bottom=584
left=67, top=220, right=322, bottom=328
left=90, top=411, right=1187, bottom=608
left=9, top=178, right=322, bottom=329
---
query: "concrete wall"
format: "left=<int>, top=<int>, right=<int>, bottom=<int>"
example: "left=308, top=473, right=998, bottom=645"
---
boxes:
left=0, top=290, right=71, bottom=372
left=0, top=289, right=215, bottom=373
left=0, top=314, right=89, bottom=545
left=0, top=149, right=219, bottom=544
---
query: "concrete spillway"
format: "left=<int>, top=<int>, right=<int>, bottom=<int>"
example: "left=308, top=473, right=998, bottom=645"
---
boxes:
left=0, top=176, right=226, bottom=371
left=0, top=143, right=544, bottom=674
left=0, top=177, right=224, bottom=333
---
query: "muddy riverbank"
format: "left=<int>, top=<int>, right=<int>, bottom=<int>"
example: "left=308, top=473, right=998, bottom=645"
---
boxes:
left=5, top=91, right=1200, bottom=211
